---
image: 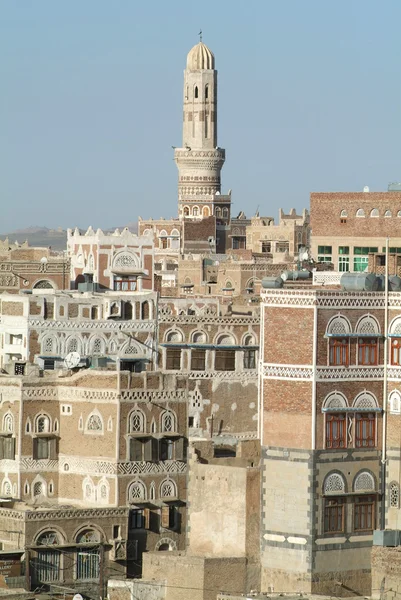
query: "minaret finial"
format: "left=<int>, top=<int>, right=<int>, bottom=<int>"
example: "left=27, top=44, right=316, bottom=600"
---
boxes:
left=198, top=29, right=202, bottom=42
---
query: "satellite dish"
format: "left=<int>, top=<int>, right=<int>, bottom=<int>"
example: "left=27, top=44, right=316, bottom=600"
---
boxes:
left=64, top=352, right=81, bottom=369
left=281, top=272, right=288, bottom=282
left=302, top=251, right=309, bottom=261
left=73, top=595, right=84, bottom=600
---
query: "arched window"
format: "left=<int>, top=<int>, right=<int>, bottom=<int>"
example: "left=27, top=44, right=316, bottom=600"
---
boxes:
left=340, top=210, right=348, bottom=218
left=33, top=481, right=44, bottom=497
left=93, top=338, right=102, bottom=355
left=36, top=530, right=61, bottom=582
left=183, top=206, right=190, bottom=217
left=128, top=481, right=147, bottom=502
left=356, top=315, right=379, bottom=365
left=326, top=315, right=351, bottom=366
left=205, top=85, right=209, bottom=99
left=141, top=301, right=150, bottom=320
left=160, top=479, right=177, bottom=498
left=165, top=330, right=183, bottom=343
left=193, top=206, right=199, bottom=217
left=390, top=317, right=401, bottom=365
left=192, top=331, right=207, bottom=343
left=194, top=86, right=198, bottom=99
left=323, top=392, right=348, bottom=449
left=352, top=392, right=378, bottom=448
left=129, top=410, right=146, bottom=433
left=354, top=471, right=375, bottom=492
left=86, top=414, right=103, bottom=432
left=385, top=210, right=392, bottom=217
left=389, top=390, right=401, bottom=414
left=83, top=477, right=96, bottom=502
left=390, top=482, right=400, bottom=508
left=33, top=280, right=54, bottom=289
left=161, top=410, right=176, bottom=433
left=67, top=337, right=79, bottom=354
left=215, top=207, right=221, bottom=217
left=356, top=208, right=366, bottom=217
left=216, top=333, right=236, bottom=345
left=398, top=210, right=401, bottom=218
left=36, top=415, right=50, bottom=433
left=37, top=531, right=60, bottom=546
left=222, top=208, right=229, bottom=218
left=203, top=206, right=210, bottom=217
left=43, top=336, right=55, bottom=354
left=2, top=480, right=12, bottom=497
left=91, top=306, right=99, bottom=320
left=76, top=530, right=100, bottom=580
left=370, top=208, right=379, bottom=217
left=3, top=413, right=13, bottom=433
left=324, top=472, right=346, bottom=494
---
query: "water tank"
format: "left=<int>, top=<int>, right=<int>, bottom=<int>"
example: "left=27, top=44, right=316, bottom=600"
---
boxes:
left=374, top=275, right=401, bottom=292
left=281, top=270, right=310, bottom=281
left=340, top=272, right=379, bottom=291
left=261, top=277, right=284, bottom=289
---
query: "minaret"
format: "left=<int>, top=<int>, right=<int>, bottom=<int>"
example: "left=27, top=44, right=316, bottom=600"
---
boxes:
left=174, top=40, right=226, bottom=220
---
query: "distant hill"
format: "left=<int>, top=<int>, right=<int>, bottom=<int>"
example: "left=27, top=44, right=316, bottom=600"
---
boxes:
left=0, top=222, right=138, bottom=251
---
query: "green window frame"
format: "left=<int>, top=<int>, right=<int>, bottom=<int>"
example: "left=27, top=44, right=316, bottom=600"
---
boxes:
left=318, top=246, right=332, bottom=255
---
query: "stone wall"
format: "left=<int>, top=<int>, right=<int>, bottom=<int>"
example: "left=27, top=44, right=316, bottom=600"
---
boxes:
left=371, top=545, right=401, bottom=600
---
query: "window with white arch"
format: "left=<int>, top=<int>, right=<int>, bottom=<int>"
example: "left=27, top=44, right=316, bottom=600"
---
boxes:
left=129, top=410, right=146, bottom=433
left=2, top=413, right=13, bottom=433
left=390, top=317, right=401, bottom=365
left=36, top=414, right=51, bottom=433
left=356, top=315, right=380, bottom=366
left=128, top=481, right=147, bottom=502
left=43, top=336, right=56, bottom=354
left=66, top=337, right=79, bottom=354
left=85, top=412, right=103, bottom=434
left=2, top=479, right=12, bottom=497
left=356, top=208, right=366, bottom=217
left=161, top=410, right=176, bottom=433
left=390, top=482, right=400, bottom=508
left=353, top=392, right=378, bottom=449
left=389, top=390, right=401, bottom=414
left=98, top=480, right=109, bottom=504
left=83, top=477, right=96, bottom=502
left=354, top=471, right=375, bottom=492
left=323, top=392, right=348, bottom=449
left=326, top=315, right=351, bottom=366
left=160, top=479, right=177, bottom=498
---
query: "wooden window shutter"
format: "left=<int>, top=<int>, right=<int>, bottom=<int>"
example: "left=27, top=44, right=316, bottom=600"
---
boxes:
left=144, top=438, right=153, bottom=462
left=32, top=437, right=38, bottom=460
left=175, top=437, right=184, bottom=460
left=130, top=438, right=142, bottom=462
left=151, top=438, right=159, bottom=462
left=161, top=506, right=170, bottom=529
left=49, top=438, right=57, bottom=460
left=143, top=508, right=150, bottom=530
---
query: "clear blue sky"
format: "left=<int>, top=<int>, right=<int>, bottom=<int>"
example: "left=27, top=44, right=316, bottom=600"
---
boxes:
left=1, top=0, right=401, bottom=232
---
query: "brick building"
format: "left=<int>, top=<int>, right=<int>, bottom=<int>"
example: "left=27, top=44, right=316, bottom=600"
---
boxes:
left=310, top=189, right=401, bottom=272
left=258, top=282, right=401, bottom=595
left=0, top=240, right=70, bottom=293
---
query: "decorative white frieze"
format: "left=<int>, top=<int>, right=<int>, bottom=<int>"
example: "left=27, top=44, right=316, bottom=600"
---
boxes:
left=26, top=507, right=128, bottom=521
left=189, top=370, right=258, bottom=380
left=159, top=314, right=260, bottom=325
left=28, top=319, right=155, bottom=331
left=263, top=364, right=313, bottom=380
left=317, top=366, right=384, bottom=381
left=260, top=289, right=401, bottom=309
left=117, top=460, right=187, bottom=475
left=21, top=458, right=58, bottom=472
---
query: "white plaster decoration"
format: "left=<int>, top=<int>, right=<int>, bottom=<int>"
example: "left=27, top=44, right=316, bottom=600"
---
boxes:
left=3, top=412, right=13, bottom=433
left=352, top=391, right=378, bottom=409
left=324, top=473, right=346, bottom=494
left=155, top=538, right=177, bottom=551
left=323, top=392, right=348, bottom=410
left=118, top=461, right=186, bottom=475
left=263, top=364, right=313, bottom=380
left=160, top=410, right=176, bottom=433
left=85, top=410, right=104, bottom=434
left=356, top=315, right=380, bottom=335
left=287, top=536, right=307, bottom=545
left=60, top=457, right=115, bottom=475
left=317, top=366, right=384, bottom=381
left=159, top=313, right=260, bottom=325
left=390, top=482, right=400, bottom=508
left=26, top=507, right=128, bottom=521
left=150, top=481, right=156, bottom=500
left=160, top=479, right=177, bottom=498
left=21, top=458, right=59, bottom=472
left=30, top=318, right=155, bottom=331
left=128, top=480, right=147, bottom=502
left=107, top=416, right=113, bottom=432
left=35, top=414, right=51, bottom=433
left=83, top=476, right=96, bottom=502
left=326, top=314, right=351, bottom=336
left=113, top=252, right=139, bottom=269
left=129, top=409, right=146, bottom=433
left=1, top=479, right=12, bottom=497
left=0, top=460, right=18, bottom=474
left=189, top=370, right=257, bottom=380
left=261, top=289, right=392, bottom=309
left=389, top=391, right=401, bottom=414
left=165, top=330, right=184, bottom=343
left=354, top=472, right=375, bottom=492
left=312, top=272, right=341, bottom=286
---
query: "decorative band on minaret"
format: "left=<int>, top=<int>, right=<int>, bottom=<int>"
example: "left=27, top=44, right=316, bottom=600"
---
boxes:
left=175, top=41, right=226, bottom=220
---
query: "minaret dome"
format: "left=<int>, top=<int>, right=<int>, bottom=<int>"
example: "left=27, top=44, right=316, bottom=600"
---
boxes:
left=186, top=42, right=215, bottom=70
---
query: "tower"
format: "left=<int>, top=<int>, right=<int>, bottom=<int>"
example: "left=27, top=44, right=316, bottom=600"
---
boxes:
left=174, top=41, right=228, bottom=221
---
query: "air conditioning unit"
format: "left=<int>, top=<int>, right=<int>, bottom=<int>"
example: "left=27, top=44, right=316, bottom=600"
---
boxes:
left=110, top=539, right=127, bottom=561
left=373, top=529, right=401, bottom=547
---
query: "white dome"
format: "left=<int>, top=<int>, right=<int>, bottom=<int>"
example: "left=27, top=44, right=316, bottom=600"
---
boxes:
left=186, top=42, right=215, bottom=70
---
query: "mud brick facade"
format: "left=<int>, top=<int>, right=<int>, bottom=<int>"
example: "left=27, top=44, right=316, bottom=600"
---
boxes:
left=259, top=286, right=401, bottom=595
left=310, top=191, right=401, bottom=272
